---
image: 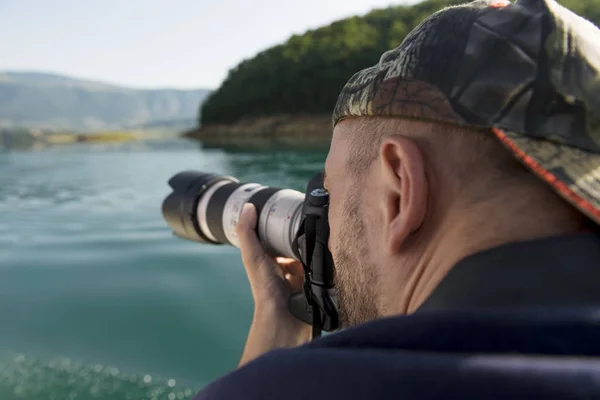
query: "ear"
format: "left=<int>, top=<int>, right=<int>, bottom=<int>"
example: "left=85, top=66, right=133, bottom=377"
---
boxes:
left=379, top=136, right=428, bottom=254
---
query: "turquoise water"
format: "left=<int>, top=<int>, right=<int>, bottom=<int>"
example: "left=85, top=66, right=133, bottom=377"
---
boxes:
left=0, top=139, right=328, bottom=399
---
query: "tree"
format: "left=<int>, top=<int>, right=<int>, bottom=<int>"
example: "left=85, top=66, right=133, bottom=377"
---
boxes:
left=199, top=0, right=600, bottom=125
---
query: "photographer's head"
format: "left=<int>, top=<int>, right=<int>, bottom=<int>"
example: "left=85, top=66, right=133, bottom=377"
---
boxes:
left=326, top=114, right=586, bottom=327
left=325, top=0, right=600, bottom=327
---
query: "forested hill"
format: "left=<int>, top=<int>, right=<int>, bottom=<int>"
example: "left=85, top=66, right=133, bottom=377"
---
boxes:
left=199, top=0, right=600, bottom=126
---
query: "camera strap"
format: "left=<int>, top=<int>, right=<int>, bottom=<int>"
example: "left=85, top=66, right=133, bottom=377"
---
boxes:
left=290, top=214, right=323, bottom=339
left=302, top=214, right=323, bottom=339
left=289, top=172, right=339, bottom=339
left=305, top=214, right=323, bottom=339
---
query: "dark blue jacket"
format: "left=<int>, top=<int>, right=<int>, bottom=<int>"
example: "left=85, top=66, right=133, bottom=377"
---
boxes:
left=195, top=232, right=600, bottom=399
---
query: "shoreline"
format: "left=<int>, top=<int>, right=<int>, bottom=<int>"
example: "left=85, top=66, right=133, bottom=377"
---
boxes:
left=0, top=129, right=180, bottom=150
left=183, top=115, right=333, bottom=149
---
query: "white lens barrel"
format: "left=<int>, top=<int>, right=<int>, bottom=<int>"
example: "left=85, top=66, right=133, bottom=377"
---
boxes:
left=257, top=189, right=305, bottom=258
left=195, top=179, right=305, bottom=260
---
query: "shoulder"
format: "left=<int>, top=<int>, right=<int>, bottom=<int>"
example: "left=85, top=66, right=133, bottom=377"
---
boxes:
left=192, top=347, right=320, bottom=400
left=193, top=311, right=600, bottom=400
left=193, top=342, right=403, bottom=400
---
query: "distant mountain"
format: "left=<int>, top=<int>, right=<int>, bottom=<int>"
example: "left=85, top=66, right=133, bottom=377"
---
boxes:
left=0, top=71, right=211, bottom=131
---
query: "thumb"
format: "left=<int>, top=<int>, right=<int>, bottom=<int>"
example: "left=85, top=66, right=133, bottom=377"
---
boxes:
left=236, top=203, right=270, bottom=277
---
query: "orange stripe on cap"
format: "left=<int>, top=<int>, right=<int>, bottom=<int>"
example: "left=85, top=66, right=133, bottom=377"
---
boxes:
left=492, top=127, right=600, bottom=222
left=489, top=0, right=510, bottom=8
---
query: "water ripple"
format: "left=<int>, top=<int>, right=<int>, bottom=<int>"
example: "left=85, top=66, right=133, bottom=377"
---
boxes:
left=0, top=354, right=197, bottom=400
left=0, top=141, right=325, bottom=398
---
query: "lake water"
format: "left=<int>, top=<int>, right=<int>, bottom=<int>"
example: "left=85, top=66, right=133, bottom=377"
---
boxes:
left=0, top=138, right=328, bottom=399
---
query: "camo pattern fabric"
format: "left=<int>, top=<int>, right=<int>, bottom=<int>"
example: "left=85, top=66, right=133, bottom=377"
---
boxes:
left=331, top=0, right=600, bottom=223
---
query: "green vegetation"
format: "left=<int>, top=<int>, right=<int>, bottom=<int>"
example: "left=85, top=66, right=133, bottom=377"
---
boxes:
left=200, top=0, right=600, bottom=125
left=0, top=127, right=176, bottom=150
left=0, top=72, right=210, bottom=131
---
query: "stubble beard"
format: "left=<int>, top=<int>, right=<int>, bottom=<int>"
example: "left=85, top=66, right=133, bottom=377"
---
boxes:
left=332, top=193, right=380, bottom=328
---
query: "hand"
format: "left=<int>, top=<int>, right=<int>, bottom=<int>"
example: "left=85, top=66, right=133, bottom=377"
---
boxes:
left=236, top=203, right=312, bottom=367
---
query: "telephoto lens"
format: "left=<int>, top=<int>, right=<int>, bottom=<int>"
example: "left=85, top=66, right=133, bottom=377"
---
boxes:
left=162, top=171, right=305, bottom=260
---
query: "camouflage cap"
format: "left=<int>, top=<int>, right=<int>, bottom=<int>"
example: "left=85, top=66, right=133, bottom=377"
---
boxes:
left=333, top=0, right=600, bottom=225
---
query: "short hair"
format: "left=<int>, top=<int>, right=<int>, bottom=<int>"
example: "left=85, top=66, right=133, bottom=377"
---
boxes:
left=344, top=117, right=534, bottom=198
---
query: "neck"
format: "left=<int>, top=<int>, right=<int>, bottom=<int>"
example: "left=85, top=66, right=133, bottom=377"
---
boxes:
left=396, top=195, right=585, bottom=314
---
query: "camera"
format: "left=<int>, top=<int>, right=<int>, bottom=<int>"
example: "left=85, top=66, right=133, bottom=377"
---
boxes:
left=162, top=171, right=339, bottom=336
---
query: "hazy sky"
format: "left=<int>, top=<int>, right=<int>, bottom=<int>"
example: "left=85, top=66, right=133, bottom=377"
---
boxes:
left=0, top=0, right=415, bottom=89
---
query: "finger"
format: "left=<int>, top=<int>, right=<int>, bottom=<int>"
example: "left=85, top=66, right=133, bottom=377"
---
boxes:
left=278, top=259, right=305, bottom=292
left=284, top=272, right=304, bottom=292
left=276, top=258, right=305, bottom=277
left=236, top=203, right=263, bottom=270
left=275, top=257, right=296, bottom=264
left=236, top=203, right=277, bottom=280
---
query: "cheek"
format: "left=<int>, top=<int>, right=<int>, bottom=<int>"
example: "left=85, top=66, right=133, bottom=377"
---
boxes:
left=327, top=189, right=344, bottom=252
left=327, top=203, right=337, bottom=252
left=363, top=197, right=383, bottom=255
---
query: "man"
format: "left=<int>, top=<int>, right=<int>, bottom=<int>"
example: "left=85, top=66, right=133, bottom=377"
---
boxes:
left=195, top=0, right=600, bottom=398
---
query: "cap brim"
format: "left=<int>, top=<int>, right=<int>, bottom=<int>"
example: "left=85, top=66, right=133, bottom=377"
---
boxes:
left=492, top=127, right=600, bottom=224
